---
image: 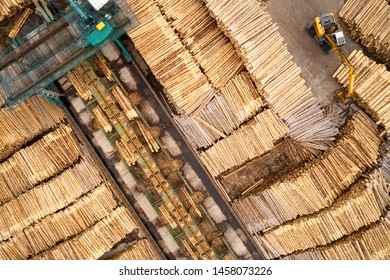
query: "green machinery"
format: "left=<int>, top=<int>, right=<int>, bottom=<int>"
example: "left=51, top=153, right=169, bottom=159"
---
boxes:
left=0, top=0, right=138, bottom=109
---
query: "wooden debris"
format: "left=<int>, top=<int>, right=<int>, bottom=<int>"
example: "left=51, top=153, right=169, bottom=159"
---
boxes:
left=333, top=50, right=390, bottom=133
left=253, top=170, right=390, bottom=259
left=156, top=0, right=244, bottom=89
left=0, top=125, right=82, bottom=205
left=232, top=112, right=381, bottom=234
left=203, top=0, right=338, bottom=153
left=92, top=105, right=113, bottom=133
left=282, top=212, right=390, bottom=260
left=200, top=109, right=288, bottom=176
left=0, top=95, right=65, bottom=161
left=110, top=239, right=163, bottom=260
left=8, top=7, right=32, bottom=38
left=339, top=0, right=390, bottom=66
left=67, top=70, right=93, bottom=101
left=127, top=0, right=215, bottom=115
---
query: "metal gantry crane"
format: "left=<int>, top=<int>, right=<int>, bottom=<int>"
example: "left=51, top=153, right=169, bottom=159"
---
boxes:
left=306, top=13, right=356, bottom=102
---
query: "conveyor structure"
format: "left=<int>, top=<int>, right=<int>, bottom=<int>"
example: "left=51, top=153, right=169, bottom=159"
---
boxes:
left=0, top=0, right=138, bottom=109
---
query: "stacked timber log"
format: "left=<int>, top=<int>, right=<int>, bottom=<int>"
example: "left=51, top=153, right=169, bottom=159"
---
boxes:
left=0, top=95, right=65, bottom=161
left=232, top=112, right=381, bottom=234
left=92, top=105, right=113, bottom=133
left=127, top=0, right=215, bottom=115
left=156, top=0, right=244, bottom=89
left=136, top=120, right=160, bottom=153
left=0, top=183, right=117, bottom=259
left=0, top=125, right=82, bottom=204
left=111, top=86, right=138, bottom=120
left=110, top=239, right=163, bottom=260
left=8, top=8, right=32, bottom=38
left=200, top=109, right=288, bottom=176
left=67, top=70, right=93, bottom=101
left=0, top=158, right=102, bottom=242
left=253, top=170, right=390, bottom=259
left=333, top=50, right=390, bottom=133
left=115, top=136, right=137, bottom=166
left=0, top=0, right=31, bottom=21
left=282, top=212, right=390, bottom=260
left=339, top=0, right=390, bottom=66
left=93, top=53, right=113, bottom=81
left=203, top=0, right=338, bottom=154
left=34, top=206, right=138, bottom=260
left=174, top=72, right=264, bottom=148
left=381, top=154, right=390, bottom=183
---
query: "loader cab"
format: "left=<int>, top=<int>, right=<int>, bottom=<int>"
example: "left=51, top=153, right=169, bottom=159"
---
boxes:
left=331, top=30, right=346, bottom=46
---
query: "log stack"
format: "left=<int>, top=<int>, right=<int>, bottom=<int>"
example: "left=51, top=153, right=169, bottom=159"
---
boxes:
left=199, top=109, right=288, bottom=176
left=333, top=50, right=390, bottom=133
left=253, top=170, right=390, bottom=259
left=282, top=212, right=390, bottom=260
left=0, top=95, right=65, bottom=161
left=203, top=0, right=338, bottom=153
left=0, top=0, right=31, bottom=22
left=127, top=0, right=215, bottom=115
left=110, top=239, right=163, bottom=260
left=232, top=112, right=381, bottom=234
left=156, top=0, right=244, bottom=89
left=8, top=7, right=32, bottom=38
left=67, top=70, right=93, bottom=101
left=174, top=71, right=264, bottom=148
left=339, top=0, right=390, bottom=66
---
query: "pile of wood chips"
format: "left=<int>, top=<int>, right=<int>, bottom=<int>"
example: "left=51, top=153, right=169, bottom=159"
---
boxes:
left=333, top=50, right=390, bottom=133
left=340, top=0, right=390, bottom=66
left=232, top=112, right=381, bottom=234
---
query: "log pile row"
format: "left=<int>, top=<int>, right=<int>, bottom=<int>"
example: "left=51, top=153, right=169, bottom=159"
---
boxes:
left=333, top=50, right=390, bottom=133
left=339, top=0, right=390, bottom=66
left=111, top=86, right=138, bottom=121
left=174, top=72, right=264, bottom=148
left=0, top=158, right=102, bottom=242
left=67, top=70, right=93, bottom=101
left=282, top=212, right=390, bottom=260
left=253, top=170, right=390, bottom=259
left=0, top=95, right=65, bottom=161
left=34, top=206, right=138, bottom=260
left=8, top=7, right=32, bottom=38
left=232, top=112, right=381, bottom=234
left=203, top=0, right=338, bottom=154
left=92, top=105, right=113, bottom=133
left=127, top=0, right=215, bottom=115
left=200, top=109, right=288, bottom=176
left=156, top=0, right=243, bottom=89
left=110, top=239, right=163, bottom=260
left=0, top=125, right=82, bottom=205
left=0, top=0, right=30, bottom=21
left=0, top=183, right=117, bottom=259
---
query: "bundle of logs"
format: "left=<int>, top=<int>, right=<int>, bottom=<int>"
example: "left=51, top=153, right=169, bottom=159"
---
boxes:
left=0, top=0, right=30, bottom=21
left=8, top=7, right=32, bottom=38
left=339, top=0, right=390, bottom=66
left=282, top=212, right=390, bottom=260
left=252, top=170, right=390, bottom=259
left=0, top=125, right=82, bottom=205
left=203, top=0, right=338, bottom=154
left=127, top=0, right=215, bottom=115
left=232, top=112, right=381, bottom=234
left=0, top=183, right=117, bottom=259
left=333, top=50, right=390, bottom=133
left=0, top=95, right=65, bottom=161
left=174, top=72, right=263, bottom=148
left=155, top=0, right=244, bottom=89
left=199, top=109, right=288, bottom=176
left=0, top=158, right=102, bottom=242
left=93, top=105, right=113, bottom=133
left=110, top=239, right=163, bottom=260
left=33, top=206, right=138, bottom=260
left=111, top=86, right=138, bottom=121
left=67, top=70, right=93, bottom=101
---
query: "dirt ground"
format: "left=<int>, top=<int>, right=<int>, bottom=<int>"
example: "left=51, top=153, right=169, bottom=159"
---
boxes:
left=266, top=0, right=363, bottom=107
